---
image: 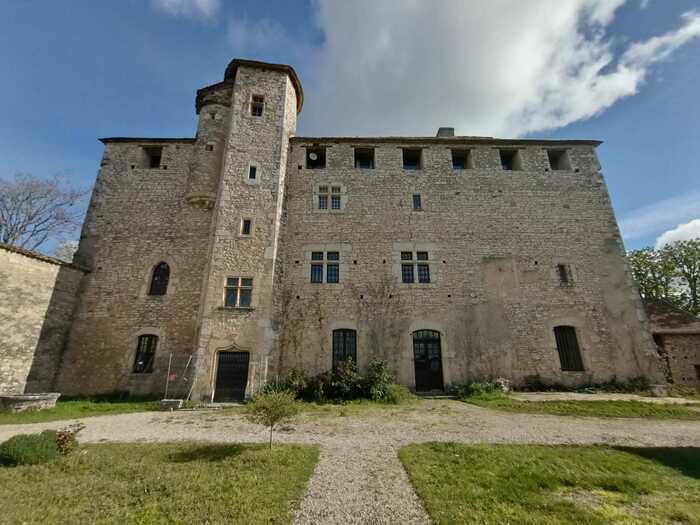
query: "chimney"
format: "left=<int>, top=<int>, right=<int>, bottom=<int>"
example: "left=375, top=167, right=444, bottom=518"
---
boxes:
left=436, top=127, right=454, bottom=137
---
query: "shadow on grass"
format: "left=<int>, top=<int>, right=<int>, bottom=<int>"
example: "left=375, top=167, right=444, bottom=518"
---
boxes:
left=615, top=447, right=700, bottom=479
left=168, top=444, right=263, bottom=463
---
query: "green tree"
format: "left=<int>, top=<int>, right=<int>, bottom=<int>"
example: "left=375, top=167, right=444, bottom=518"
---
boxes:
left=627, top=247, right=678, bottom=300
left=661, top=238, right=700, bottom=315
left=244, top=391, right=299, bottom=449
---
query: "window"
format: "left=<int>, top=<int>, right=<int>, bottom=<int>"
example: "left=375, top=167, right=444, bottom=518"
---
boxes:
left=451, top=149, right=469, bottom=170
left=248, top=165, right=257, bottom=180
left=695, top=364, right=700, bottom=380
left=318, top=194, right=328, bottom=210
left=554, top=326, right=584, bottom=371
left=557, top=264, right=573, bottom=286
left=133, top=335, right=158, bottom=374
left=310, top=251, right=340, bottom=283
left=241, top=219, right=252, bottom=236
left=401, top=251, right=430, bottom=283
left=306, top=146, right=326, bottom=169
left=547, top=149, right=570, bottom=171
left=224, top=277, right=253, bottom=307
left=251, top=95, right=264, bottom=117
left=403, top=148, right=422, bottom=170
left=354, top=148, right=375, bottom=169
left=499, top=149, right=520, bottom=171
left=143, top=146, right=162, bottom=169
left=412, top=194, right=422, bottom=211
left=148, top=262, right=170, bottom=296
left=332, top=329, right=357, bottom=369
left=205, top=144, right=214, bottom=151
left=317, top=185, right=344, bottom=211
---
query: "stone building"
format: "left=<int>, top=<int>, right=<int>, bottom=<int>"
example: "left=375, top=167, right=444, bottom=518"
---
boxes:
left=644, top=299, right=700, bottom=388
left=6, top=58, right=666, bottom=400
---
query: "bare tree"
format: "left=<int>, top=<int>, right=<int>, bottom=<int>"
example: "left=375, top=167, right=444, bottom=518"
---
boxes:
left=53, top=239, right=79, bottom=263
left=0, top=173, right=88, bottom=250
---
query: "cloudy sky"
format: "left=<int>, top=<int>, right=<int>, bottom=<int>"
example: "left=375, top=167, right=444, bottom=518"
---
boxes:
left=1, top=0, right=699, bottom=250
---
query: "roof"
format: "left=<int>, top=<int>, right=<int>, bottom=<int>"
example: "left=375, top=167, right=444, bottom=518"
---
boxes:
left=0, top=243, right=87, bottom=272
left=290, top=136, right=602, bottom=146
left=224, top=59, right=303, bottom=113
left=99, top=137, right=196, bottom=144
left=643, top=299, right=700, bottom=334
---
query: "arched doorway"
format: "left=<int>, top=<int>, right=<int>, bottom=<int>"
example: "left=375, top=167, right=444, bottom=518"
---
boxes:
left=412, top=330, right=444, bottom=392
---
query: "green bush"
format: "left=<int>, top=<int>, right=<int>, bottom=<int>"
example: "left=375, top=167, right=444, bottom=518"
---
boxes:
left=451, top=380, right=505, bottom=399
left=0, top=431, right=60, bottom=466
left=363, top=358, right=395, bottom=401
left=245, top=391, right=299, bottom=448
left=384, top=383, right=415, bottom=404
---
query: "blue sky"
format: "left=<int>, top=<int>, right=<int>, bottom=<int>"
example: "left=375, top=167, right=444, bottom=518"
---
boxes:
left=1, top=0, right=699, bottom=252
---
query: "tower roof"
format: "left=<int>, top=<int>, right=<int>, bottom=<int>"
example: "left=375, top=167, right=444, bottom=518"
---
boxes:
left=224, top=58, right=303, bottom=113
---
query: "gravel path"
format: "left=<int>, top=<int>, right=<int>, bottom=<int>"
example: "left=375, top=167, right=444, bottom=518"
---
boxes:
left=2, top=399, right=699, bottom=524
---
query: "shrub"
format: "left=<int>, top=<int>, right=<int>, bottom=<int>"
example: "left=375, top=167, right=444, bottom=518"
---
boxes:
left=259, top=377, right=294, bottom=396
left=328, top=360, right=363, bottom=401
left=384, top=384, right=415, bottom=404
left=451, top=379, right=510, bottom=399
left=363, top=358, right=395, bottom=401
left=55, top=423, right=85, bottom=455
left=245, top=391, right=299, bottom=449
left=0, top=431, right=60, bottom=466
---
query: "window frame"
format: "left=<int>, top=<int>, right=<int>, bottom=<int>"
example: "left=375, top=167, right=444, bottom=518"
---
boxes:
left=250, top=95, right=265, bottom=117
left=499, top=149, right=520, bottom=171
left=354, top=147, right=375, bottom=169
left=133, top=334, right=158, bottom=374
left=143, top=146, right=163, bottom=169
left=148, top=262, right=170, bottom=296
left=402, top=148, right=422, bottom=170
left=451, top=149, right=470, bottom=170
left=553, top=325, right=585, bottom=372
left=332, top=329, right=357, bottom=370
left=224, top=277, right=254, bottom=308
left=412, top=194, right=422, bottom=211
left=401, top=251, right=431, bottom=284
left=240, top=218, right=252, bottom=236
left=306, top=146, right=327, bottom=169
left=310, top=251, right=341, bottom=284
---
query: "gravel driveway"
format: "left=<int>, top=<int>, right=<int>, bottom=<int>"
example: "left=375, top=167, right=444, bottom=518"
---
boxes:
left=2, top=399, right=699, bottom=524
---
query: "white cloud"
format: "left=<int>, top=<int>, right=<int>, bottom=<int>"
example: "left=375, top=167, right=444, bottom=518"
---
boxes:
left=227, top=16, right=312, bottom=61
left=288, top=1, right=700, bottom=136
left=655, top=219, right=700, bottom=248
left=618, top=190, right=700, bottom=242
left=151, top=0, right=221, bottom=23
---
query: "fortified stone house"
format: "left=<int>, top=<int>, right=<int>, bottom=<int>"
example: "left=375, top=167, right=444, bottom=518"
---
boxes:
left=21, top=59, right=669, bottom=401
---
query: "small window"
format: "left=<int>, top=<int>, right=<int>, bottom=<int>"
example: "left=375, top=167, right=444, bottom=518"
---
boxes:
left=547, top=149, right=570, bottom=171
left=205, top=144, right=214, bottom=151
left=224, top=277, right=253, bottom=307
left=241, top=219, right=252, bottom=236
left=401, top=252, right=413, bottom=261
left=557, top=264, right=573, bottom=286
left=144, top=146, right=163, bottom=169
left=332, top=329, right=357, bottom=370
left=416, top=251, right=429, bottom=261
left=148, top=262, right=170, bottom=296
left=401, top=263, right=415, bottom=283
left=133, top=335, right=158, bottom=374
left=401, top=251, right=431, bottom=283
left=318, top=195, right=328, bottom=210
left=209, top=112, right=217, bottom=120
left=251, top=95, right=264, bottom=117
left=310, top=263, right=323, bottom=283
left=417, top=263, right=431, bottom=283
left=499, top=149, right=519, bottom=171
left=310, top=251, right=340, bottom=283
left=554, top=326, right=584, bottom=371
left=331, top=195, right=341, bottom=210
left=248, top=165, right=257, bottom=180
left=451, top=149, right=469, bottom=170
left=306, top=147, right=326, bottom=169
left=652, top=334, right=664, bottom=348
left=412, top=194, right=422, bottom=210
left=354, top=148, right=375, bottom=169
left=403, top=148, right=422, bottom=170
left=311, top=251, right=324, bottom=261
left=326, top=263, right=339, bottom=283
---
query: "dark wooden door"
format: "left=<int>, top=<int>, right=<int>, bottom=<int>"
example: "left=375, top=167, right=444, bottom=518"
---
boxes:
left=413, top=330, right=444, bottom=392
left=214, top=352, right=250, bottom=402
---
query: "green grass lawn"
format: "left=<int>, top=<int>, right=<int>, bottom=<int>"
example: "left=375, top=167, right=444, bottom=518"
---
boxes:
left=0, top=442, right=318, bottom=524
left=463, top=394, right=700, bottom=419
left=400, top=443, right=700, bottom=525
left=0, top=399, right=159, bottom=425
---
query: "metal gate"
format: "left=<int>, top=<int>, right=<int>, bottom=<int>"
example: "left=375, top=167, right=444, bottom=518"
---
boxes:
left=413, top=330, right=444, bottom=392
left=214, top=351, right=250, bottom=402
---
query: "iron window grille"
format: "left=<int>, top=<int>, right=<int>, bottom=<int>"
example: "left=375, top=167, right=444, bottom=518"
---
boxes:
left=148, top=262, right=170, bottom=296
left=332, top=329, right=357, bottom=369
left=412, top=194, right=422, bottom=210
left=554, top=326, right=584, bottom=371
left=224, top=277, right=253, bottom=307
left=133, top=334, right=158, bottom=374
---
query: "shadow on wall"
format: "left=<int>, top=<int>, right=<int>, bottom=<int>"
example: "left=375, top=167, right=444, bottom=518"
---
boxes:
left=24, top=265, right=85, bottom=393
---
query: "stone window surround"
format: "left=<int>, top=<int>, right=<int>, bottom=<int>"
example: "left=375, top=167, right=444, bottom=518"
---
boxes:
left=250, top=94, right=265, bottom=117
left=553, top=260, right=577, bottom=287
left=407, top=320, right=452, bottom=386
left=545, top=317, right=591, bottom=374
left=221, top=276, right=254, bottom=309
left=130, top=328, right=162, bottom=376
left=140, top=257, right=178, bottom=298
left=303, top=244, right=351, bottom=285
left=313, top=183, right=347, bottom=212
left=239, top=217, right=254, bottom=237
left=393, top=242, right=437, bottom=286
left=245, top=162, right=261, bottom=185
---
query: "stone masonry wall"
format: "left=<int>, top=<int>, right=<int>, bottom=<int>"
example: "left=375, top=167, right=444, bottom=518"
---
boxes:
left=0, top=247, right=84, bottom=393
left=659, top=334, right=700, bottom=387
left=276, top=140, right=664, bottom=388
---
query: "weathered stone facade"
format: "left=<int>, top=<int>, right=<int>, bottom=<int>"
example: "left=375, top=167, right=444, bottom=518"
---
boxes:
left=45, top=58, right=664, bottom=400
left=644, top=299, right=700, bottom=388
left=0, top=244, right=85, bottom=393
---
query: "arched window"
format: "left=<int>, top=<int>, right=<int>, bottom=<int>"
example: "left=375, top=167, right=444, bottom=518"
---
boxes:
left=553, top=326, right=584, bottom=371
left=133, top=334, right=158, bottom=374
left=332, top=329, right=357, bottom=369
left=148, top=262, right=170, bottom=296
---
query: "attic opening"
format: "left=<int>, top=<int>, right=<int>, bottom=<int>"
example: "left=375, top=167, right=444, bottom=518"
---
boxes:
left=354, top=148, right=374, bottom=169
left=547, top=149, right=571, bottom=171
left=403, top=148, right=422, bottom=170
left=451, top=149, right=470, bottom=170
left=143, top=146, right=163, bottom=169
left=306, top=146, right=326, bottom=169
left=499, top=149, right=521, bottom=171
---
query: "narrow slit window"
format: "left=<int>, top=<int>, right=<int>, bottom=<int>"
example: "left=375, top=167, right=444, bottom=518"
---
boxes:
left=306, top=147, right=326, bottom=169
left=248, top=165, right=257, bottom=180
left=557, top=264, right=572, bottom=286
left=354, top=148, right=375, bottom=169
left=251, top=95, right=264, bottom=117
left=412, top=194, right=422, bottom=210
left=148, top=262, right=170, bottom=296
left=554, top=326, right=584, bottom=371
left=241, top=219, right=252, bottom=236
left=451, top=149, right=469, bottom=170
left=403, top=148, right=422, bottom=170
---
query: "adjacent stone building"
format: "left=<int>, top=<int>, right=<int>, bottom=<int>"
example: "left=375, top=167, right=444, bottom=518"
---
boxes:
left=644, top=299, right=700, bottom=388
left=12, top=58, right=666, bottom=400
